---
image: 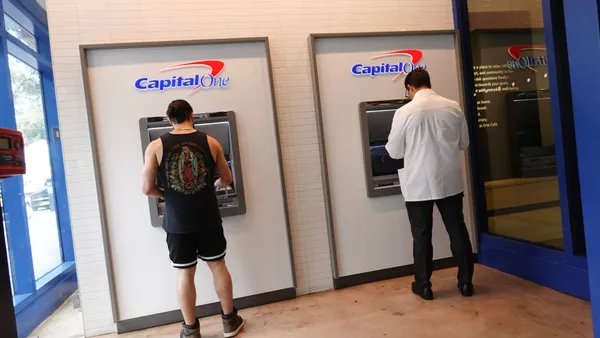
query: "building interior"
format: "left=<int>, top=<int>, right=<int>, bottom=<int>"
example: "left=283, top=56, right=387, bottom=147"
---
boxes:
left=0, top=0, right=599, bottom=338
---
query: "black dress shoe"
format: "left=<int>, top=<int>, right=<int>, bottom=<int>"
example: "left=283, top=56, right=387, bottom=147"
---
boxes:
left=458, top=282, right=474, bottom=297
left=412, top=282, right=434, bottom=301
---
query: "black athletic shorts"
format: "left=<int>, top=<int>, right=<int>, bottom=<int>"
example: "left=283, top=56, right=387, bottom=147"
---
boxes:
left=166, top=226, right=227, bottom=269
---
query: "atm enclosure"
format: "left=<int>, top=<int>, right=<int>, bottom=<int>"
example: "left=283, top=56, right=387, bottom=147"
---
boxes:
left=81, top=38, right=295, bottom=331
left=139, top=111, right=246, bottom=227
left=309, top=31, right=476, bottom=281
left=359, top=99, right=408, bottom=198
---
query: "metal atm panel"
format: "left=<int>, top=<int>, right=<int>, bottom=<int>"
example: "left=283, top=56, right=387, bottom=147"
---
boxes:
left=359, top=99, right=408, bottom=198
left=139, top=111, right=246, bottom=228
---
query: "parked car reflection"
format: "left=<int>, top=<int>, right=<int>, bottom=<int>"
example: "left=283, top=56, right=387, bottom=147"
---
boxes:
left=26, top=178, right=54, bottom=212
left=22, top=139, right=55, bottom=214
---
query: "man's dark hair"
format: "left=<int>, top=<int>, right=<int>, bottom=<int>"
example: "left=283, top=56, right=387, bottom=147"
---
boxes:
left=404, top=68, right=432, bottom=90
left=166, top=99, right=194, bottom=124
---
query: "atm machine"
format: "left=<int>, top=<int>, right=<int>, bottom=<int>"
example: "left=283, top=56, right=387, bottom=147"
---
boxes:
left=358, top=99, right=408, bottom=198
left=139, top=111, right=246, bottom=228
left=0, top=128, right=25, bottom=338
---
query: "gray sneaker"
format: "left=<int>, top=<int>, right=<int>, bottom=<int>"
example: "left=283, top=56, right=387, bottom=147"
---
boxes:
left=222, top=310, right=244, bottom=337
left=179, top=322, right=201, bottom=338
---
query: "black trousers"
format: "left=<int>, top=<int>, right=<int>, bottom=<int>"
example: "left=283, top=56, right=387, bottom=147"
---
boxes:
left=406, top=192, right=474, bottom=289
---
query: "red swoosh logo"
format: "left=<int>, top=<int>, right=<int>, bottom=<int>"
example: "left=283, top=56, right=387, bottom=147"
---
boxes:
left=161, top=60, right=226, bottom=93
left=508, top=46, right=546, bottom=72
left=371, top=49, right=423, bottom=81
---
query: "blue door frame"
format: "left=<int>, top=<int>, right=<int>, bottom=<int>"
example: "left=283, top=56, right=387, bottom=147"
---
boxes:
left=0, top=0, right=77, bottom=337
left=451, top=0, right=590, bottom=300
left=562, top=1, right=600, bottom=336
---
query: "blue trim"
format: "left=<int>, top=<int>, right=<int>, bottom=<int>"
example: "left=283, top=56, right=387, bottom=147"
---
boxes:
left=35, top=261, right=74, bottom=290
left=541, top=0, right=573, bottom=256
left=41, top=70, right=73, bottom=261
left=541, top=0, right=586, bottom=258
left=478, top=234, right=589, bottom=299
left=4, top=0, right=47, bottom=33
left=13, top=291, right=34, bottom=313
left=15, top=262, right=77, bottom=338
left=6, top=38, right=52, bottom=73
left=562, top=0, right=600, bottom=336
left=0, top=1, right=77, bottom=335
left=451, top=0, right=489, bottom=238
left=12, top=293, right=31, bottom=307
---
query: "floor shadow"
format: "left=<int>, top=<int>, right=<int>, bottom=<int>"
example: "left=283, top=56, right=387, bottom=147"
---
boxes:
left=432, top=284, right=494, bottom=300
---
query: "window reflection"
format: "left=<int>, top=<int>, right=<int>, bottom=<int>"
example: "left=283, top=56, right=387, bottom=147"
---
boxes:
left=469, top=25, right=564, bottom=249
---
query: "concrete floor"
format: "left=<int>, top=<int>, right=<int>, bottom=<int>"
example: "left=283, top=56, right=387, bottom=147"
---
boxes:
left=100, top=265, right=591, bottom=338
left=30, top=295, right=83, bottom=338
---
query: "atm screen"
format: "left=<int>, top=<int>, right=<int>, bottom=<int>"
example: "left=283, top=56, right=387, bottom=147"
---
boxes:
left=0, top=137, right=9, bottom=150
left=366, top=108, right=396, bottom=145
left=359, top=99, right=409, bottom=198
left=147, top=121, right=232, bottom=156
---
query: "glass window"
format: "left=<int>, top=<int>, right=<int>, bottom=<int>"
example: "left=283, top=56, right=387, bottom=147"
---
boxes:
left=9, top=54, right=63, bottom=279
left=4, top=14, right=37, bottom=52
left=468, top=1, right=564, bottom=249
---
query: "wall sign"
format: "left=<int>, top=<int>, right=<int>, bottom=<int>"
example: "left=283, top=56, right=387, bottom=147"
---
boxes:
left=351, top=49, right=426, bottom=81
left=134, top=60, right=230, bottom=93
left=507, top=45, right=548, bottom=71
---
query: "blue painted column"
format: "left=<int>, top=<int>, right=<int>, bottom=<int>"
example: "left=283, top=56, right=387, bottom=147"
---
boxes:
left=563, top=0, right=600, bottom=335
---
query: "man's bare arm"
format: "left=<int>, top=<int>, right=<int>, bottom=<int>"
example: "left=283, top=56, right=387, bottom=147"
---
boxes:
left=208, top=136, right=233, bottom=187
left=142, top=140, right=163, bottom=198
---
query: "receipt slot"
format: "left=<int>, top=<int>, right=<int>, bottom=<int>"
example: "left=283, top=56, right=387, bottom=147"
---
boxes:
left=139, top=111, right=246, bottom=227
left=359, top=100, right=409, bottom=198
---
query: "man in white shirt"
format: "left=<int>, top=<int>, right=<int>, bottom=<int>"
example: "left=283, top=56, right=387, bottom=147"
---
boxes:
left=386, top=69, right=474, bottom=301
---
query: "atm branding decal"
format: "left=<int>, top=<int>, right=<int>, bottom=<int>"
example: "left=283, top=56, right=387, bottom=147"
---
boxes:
left=507, top=46, right=547, bottom=72
left=351, top=50, right=426, bottom=81
left=135, top=60, right=230, bottom=94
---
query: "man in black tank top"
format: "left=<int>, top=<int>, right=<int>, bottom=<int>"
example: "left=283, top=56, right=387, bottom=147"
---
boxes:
left=142, top=100, right=244, bottom=338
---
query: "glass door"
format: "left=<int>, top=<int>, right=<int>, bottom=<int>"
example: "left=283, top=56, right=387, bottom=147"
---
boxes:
left=470, top=28, right=563, bottom=249
left=0, top=1, right=79, bottom=336
left=455, top=0, right=588, bottom=299
left=8, top=54, right=63, bottom=280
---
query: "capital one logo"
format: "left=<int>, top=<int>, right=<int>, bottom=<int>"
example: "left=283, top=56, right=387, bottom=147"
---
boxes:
left=351, top=49, right=426, bottom=81
left=507, top=46, right=548, bottom=72
left=134, top=60, right=230, bottom=94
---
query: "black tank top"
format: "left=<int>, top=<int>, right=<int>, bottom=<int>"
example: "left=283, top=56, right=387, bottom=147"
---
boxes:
left=158, top=131, right=222, bottom=233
